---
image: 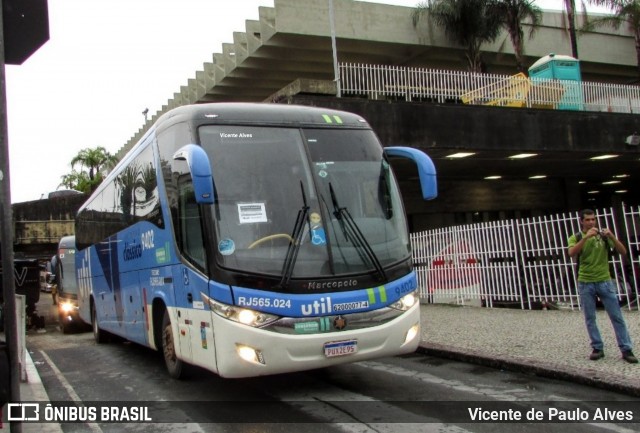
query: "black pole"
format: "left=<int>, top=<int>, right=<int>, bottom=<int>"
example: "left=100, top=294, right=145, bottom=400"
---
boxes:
left=0, top=1, right=23, bottom=432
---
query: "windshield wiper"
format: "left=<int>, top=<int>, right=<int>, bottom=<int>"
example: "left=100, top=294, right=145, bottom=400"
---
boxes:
left=329, top=183, right=387, bottom=282
left=279, top=181, right=309, bottom=289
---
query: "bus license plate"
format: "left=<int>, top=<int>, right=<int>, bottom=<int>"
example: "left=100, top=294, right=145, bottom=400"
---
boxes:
left=324, top=340, right=357, bottom=358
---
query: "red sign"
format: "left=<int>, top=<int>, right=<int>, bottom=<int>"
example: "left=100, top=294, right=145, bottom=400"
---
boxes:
left=428, top=240, right=480, bottom=291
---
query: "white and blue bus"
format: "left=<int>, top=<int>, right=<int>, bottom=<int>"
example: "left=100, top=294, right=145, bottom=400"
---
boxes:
left=75, top=103, right=437, bottom=379
left=55, top=235, right=86, bottom=333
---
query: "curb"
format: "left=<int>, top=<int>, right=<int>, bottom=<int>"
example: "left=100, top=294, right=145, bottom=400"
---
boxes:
left=417, top=343, right=640, bottom=398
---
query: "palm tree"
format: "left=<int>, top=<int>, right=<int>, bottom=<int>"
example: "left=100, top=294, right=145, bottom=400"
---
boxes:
left=495, top=0, right=543, bottom=72
left=59, top=171, right=92, bottom=194
left=70, top=147, right=118, bottom=183
left=67, top=146, right=118, bottom=193
left=564, top=0, right=580, bottom=58
left=582, top=0, right=640, bottom=76
left=412, top=0, right=504, bottom=72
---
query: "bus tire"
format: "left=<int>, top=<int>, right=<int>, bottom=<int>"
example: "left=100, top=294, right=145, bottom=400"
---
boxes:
left=162, top=310, right=185, bottom=379
left=92, top=302, right=108, bottom=343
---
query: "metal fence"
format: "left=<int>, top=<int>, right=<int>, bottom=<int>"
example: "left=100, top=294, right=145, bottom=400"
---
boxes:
left=340, top=63, right=640, bottom=114
left=411, top=204, right=640, bottom=310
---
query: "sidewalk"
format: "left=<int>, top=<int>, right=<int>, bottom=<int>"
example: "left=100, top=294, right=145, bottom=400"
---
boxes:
left=418, top=303, right=640, bottom=397
left=17, top=350, right=63, bottom=433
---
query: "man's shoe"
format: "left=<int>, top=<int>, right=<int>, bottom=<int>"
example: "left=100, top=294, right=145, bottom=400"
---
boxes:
left=589, top=349, right=604, bottom=360
left=622, top=351, right=638, bottom=364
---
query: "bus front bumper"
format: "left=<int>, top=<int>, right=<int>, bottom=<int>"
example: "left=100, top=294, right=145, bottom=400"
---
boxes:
left=212, top=303, right=420, bottom=378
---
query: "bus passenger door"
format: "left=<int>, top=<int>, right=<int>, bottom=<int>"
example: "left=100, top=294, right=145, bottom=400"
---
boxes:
left=168, top=145, right=217, bottom=370
left=172, top=266, right=215, bottom=370
left=171, top=176, right=217, bottom=371
left=172, top=266, right=193, bottom=364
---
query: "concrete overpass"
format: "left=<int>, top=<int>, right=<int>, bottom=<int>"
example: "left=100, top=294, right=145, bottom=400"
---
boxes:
left=118, top=0, right=638, bottom=155
left=12, top=0, right=640, bottom=258
left=105, top=0, right=638, bottom=229
left=11, top=193, right=87, bottom=261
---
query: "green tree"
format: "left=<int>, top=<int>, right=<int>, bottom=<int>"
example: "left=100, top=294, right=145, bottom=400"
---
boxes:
left=495, top=0, right=543, bottom=72
left=582, top=0, right=640, bottom=76
left=59, top=170, right=92, bottom=193
left=65, top=146, right=118, bottom=193
left=412, top=0, right=504, bottom=72
left=71, top=146, right=118, bottom=181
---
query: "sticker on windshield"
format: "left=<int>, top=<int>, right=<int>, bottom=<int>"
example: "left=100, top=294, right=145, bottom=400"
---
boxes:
left=218, top=239, right=236, bottom=256
left=309, top=212, right=326, bottom=245
left=238, top=203, right=268, bottom=224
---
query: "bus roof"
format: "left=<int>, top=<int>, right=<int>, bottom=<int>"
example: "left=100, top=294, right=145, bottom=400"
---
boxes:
left=78, top=103, right=373, bottom=216
left=58, top=235, right=76, bottom=249
left=154, top=103, right=372, bottom=133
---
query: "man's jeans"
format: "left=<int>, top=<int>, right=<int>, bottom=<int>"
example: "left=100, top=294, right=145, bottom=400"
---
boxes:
left=578, top=280, right=633, bottom=353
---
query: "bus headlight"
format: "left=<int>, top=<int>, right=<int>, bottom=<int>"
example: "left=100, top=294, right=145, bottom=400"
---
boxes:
left=204, top=295, right=279, bottom=328
left=59, top=301, right=76, bottom=314
left=389, top=290, right=419, bottom=311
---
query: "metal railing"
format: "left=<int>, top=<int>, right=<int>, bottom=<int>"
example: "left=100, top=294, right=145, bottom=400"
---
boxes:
left=340, top=63, right=640, bottom=114
left=411, top=203, right=640, bottom=310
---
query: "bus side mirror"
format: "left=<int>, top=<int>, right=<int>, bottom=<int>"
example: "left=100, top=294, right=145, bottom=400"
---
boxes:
left=384, top=146, right=437, bottom=200
left=173, top=144, right=216, bottom=204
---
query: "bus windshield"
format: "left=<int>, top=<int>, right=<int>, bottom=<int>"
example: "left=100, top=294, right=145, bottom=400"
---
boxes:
left=201, top=125, right=409, bottom=281
left=58, top=244, right=78, bottom=296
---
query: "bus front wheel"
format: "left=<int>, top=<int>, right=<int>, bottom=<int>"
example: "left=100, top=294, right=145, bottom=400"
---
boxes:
left=162, top=310, right=185, bottom=379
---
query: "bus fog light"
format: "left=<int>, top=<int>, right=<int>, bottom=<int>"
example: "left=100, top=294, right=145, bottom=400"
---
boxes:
left=236, top=344, right=265, bottom=365
left=404, top=324, right=419, bottom=345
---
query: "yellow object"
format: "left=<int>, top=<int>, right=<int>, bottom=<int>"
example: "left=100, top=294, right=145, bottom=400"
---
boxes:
left=310, top=212, right=321, bottom=225
left=461, top=73, right=567, bottom=109
left=248, top=233, right=295, bottom=249
left=461, top=73, right=530, bottom=107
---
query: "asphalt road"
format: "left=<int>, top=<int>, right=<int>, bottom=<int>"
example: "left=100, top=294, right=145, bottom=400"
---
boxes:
left=25, top=296, right=640, bottom=433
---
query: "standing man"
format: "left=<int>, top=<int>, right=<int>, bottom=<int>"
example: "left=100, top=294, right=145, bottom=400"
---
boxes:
left=568, top=209, right=637, bottom=364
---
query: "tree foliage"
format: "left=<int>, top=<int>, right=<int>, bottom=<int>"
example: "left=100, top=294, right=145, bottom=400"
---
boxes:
left=413, top=0, right=542, bottom=72
left=495, top=0, right=543, bottom=72
left=413, top=0, right=504, bottom=72
left=582, top=0, right=640, bottom=76
left=60, top=147, right=118, bottom=194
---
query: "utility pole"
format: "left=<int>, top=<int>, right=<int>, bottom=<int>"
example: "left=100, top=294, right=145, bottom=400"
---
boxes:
left=0, top=2, right=49, bottom=430
left=0, top=2, right=22, bottom=430
left=329, top=0, right=341, bottom=97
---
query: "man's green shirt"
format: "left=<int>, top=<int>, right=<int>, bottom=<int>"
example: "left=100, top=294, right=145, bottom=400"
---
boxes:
left=568, top=232, right=613, bottom=282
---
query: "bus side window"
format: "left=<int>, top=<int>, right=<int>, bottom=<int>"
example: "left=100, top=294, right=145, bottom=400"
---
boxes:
left=178, top=178, right=206, bottom=271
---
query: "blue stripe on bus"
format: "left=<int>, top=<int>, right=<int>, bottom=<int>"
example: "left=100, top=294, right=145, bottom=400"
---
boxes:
left=209, top=280, right=234, bottom=305
left=229, top=271, right=417, bottom=318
